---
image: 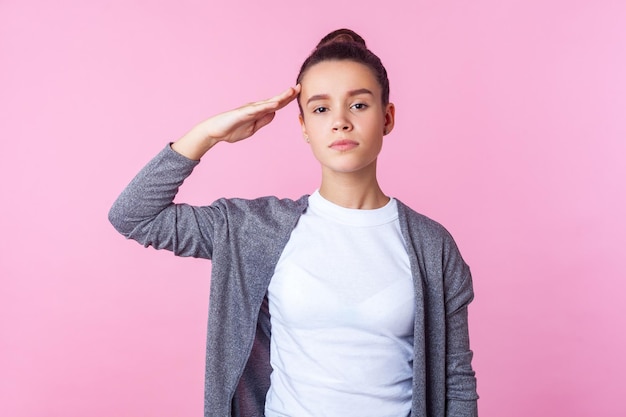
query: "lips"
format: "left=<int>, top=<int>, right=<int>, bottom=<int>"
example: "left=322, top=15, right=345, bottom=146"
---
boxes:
left=329, top=139, right=359, bottom=151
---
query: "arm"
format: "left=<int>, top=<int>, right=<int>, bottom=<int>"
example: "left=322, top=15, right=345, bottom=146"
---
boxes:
left=444, top=240, right=479, bottom=416
left=108, top=86, right=301, bottom=258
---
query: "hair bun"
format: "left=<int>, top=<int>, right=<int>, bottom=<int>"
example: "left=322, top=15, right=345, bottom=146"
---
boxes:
left=316, top=28, right=367, bottom=49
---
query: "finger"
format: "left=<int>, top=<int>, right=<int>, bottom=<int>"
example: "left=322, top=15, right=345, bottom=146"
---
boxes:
left=242, top=100, right=281, bottom=119
left=256, top=86, right=300, bottom=108
left=243, top=93, right=292, bottom=116
left=271, top=86, right=301, bottom=111
left=236, top=86, right=300, bottom=123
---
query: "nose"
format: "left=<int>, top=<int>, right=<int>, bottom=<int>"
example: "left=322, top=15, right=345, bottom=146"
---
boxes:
left=332, top=111, right=353, bottom=132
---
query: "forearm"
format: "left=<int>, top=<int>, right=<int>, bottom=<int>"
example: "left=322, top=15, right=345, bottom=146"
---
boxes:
left=107, top=144, right=219, bottom=260
left=108, top=145, right=199, bottom=235
left=446, top=305, right=478, bottom=416
left=444, top=241, right=479, bottom=415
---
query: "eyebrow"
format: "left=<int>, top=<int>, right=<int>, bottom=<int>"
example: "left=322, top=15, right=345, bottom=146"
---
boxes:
left=306, top=88, right=374, bottom=105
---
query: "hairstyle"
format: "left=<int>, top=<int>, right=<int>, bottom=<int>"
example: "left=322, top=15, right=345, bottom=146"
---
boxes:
left=296, top=28, right=390, bottom=112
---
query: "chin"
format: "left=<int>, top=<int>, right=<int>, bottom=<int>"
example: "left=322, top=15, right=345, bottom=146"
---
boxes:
left=323, top=160, right=378, bottom=176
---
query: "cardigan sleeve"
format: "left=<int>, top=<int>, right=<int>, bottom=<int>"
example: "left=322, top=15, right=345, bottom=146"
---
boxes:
left=443, top=236, right=479, bottom=417
left=108, top=144, right=220, bottom=259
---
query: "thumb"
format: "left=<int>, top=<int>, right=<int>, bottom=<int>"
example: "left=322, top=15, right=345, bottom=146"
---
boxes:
left=252, top=112, right=276, bottom=133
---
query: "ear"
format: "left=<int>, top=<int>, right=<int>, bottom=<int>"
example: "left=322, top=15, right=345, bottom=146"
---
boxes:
left=383, top=102, right=395, bottom=135
left=299, top=113, right=309, bottom=139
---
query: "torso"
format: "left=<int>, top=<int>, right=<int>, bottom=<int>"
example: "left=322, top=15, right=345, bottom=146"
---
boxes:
left=265, top=190, right=414, bottom=417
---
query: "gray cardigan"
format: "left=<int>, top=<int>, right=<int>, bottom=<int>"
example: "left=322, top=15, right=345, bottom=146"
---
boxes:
left=109, top=145, right=478, bottom=417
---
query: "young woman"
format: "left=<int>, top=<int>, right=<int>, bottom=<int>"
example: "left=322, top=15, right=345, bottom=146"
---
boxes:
left=110, top=29, right=478, bottom=417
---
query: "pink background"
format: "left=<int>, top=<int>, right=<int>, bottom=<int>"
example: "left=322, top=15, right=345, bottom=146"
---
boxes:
left=2, top=1, right=625, bottom=416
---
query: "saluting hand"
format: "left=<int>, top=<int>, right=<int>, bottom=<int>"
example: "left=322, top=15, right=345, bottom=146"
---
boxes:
left=172, top=85, right=301, bottom=160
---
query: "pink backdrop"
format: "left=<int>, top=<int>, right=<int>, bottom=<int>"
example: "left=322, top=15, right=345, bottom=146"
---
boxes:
left=2, top=1, right=625, bottom=416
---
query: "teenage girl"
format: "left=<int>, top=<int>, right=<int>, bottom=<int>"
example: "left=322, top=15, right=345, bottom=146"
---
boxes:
left=110, top=28, right=478, bottom=417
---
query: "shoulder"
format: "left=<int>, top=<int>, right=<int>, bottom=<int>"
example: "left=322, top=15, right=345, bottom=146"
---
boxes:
left=211, top=194, right=308, bottom=212
left=395, top=198, right=467, bottom=262
left=395, top=199, right=454, bottom=242
left=208, top=195, right=309, bottom=224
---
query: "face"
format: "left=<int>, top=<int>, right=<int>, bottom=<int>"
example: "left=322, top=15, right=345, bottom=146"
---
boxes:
left=298, top=60, right=395, bottom=177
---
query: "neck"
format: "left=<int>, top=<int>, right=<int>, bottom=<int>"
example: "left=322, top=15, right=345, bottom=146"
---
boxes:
left=318, top=165, right=389, bottom=210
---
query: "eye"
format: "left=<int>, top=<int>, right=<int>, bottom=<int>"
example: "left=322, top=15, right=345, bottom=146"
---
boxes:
left=313, top=106, right=328, bottom=114
left=351, top=103, right=368, bottom=110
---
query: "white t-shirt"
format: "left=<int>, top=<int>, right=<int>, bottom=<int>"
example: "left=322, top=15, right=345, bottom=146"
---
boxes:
left=265, top=191, right=414, bottom=417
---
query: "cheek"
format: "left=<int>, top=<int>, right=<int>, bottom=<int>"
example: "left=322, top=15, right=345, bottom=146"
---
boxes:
left=308, top=142, right=328, bottom=165
left=359, top=117, right=383, bottom=133
left=302, top=118, right=326, bottom=136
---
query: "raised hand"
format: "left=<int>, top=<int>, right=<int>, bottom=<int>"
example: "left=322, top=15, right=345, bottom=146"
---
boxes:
left=172, top=85, right=301, bottom=160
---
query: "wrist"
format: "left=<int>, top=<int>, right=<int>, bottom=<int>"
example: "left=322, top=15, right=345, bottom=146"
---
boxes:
left=171, top=126, right=219, bottom=161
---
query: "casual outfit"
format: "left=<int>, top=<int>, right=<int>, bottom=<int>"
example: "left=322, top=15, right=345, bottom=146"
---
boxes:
left=109, top=144, right=479, bottom=417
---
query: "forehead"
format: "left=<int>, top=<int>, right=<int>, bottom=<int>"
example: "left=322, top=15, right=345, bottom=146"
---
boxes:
left=300, top=60, right=381, bottom=96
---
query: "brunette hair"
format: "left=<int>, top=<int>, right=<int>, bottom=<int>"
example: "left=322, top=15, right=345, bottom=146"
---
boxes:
left=296, top=28, right=390, bottom=111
